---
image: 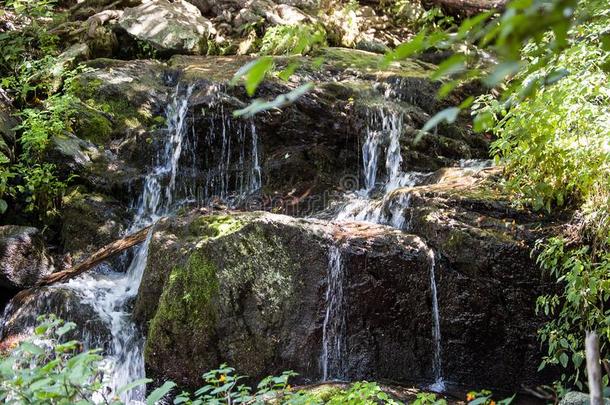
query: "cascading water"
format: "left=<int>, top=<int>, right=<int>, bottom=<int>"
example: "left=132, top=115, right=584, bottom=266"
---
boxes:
left=425, top=247, right=445, bottom=391
left=199, top=105, right=262, bottom=202
left=330, top=104, right=446, bottom=388
left=0, top=83, right=267, bottom=402
left=320, top=245, right=347, bottom=381
left=60, top=85, right=195, bottom=402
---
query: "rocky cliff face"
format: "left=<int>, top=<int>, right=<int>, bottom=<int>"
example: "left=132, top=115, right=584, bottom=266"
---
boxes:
left=1, top=40, right=559, bottom=393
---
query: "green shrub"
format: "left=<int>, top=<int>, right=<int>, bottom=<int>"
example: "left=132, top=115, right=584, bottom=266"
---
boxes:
left=0, top=315, right=105, bottom=404
left=260, top=24, right=327, bottom=55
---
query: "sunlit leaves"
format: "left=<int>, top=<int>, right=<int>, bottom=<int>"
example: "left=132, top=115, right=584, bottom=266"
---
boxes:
left=430, top=53, right=467, bottom=80
left=233, top=83, right=313, bottom=118
left=231, top=57, right=274, bottom=97
left=422, top=107, right=461, bottom=133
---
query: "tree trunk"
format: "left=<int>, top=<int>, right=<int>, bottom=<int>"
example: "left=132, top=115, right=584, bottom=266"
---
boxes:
left=586, top=331, right=603, bottom=405
left=37, top=226, right=151, bottom=286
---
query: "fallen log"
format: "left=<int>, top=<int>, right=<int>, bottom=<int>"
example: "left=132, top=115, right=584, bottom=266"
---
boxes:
left=37, top=226, right=152, bottom=286
left=422, top=0, right=507, bottom=17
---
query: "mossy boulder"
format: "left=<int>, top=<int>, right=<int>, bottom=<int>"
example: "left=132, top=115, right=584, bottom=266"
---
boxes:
left=136, top=211, right=433, bottom=388
left=60, top=189, right=129, bottom=261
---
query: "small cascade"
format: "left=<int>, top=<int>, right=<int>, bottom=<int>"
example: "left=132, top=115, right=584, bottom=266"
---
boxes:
left=425, top=247, right=445, bottom=391
left=65, top=85, right=196, bottom=402
left=332, top=102, right=446, bottom=388
left=321, top=245, right=347, bottom=381
left=361, top=108, right=403, bottom=193
left=199, top=105, right=262, bottom=203
left=0, top=83, right=269, bottom=401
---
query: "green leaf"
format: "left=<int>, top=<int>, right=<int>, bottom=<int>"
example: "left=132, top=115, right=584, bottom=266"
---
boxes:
left=231, top=57, right=273, bottom=97
left=0, top=199, right=7, bottom=214
left=559, top=352, right=569, bottom=368
left=473, top=111, right=494, bottom=132
left=118, top=378, right=153, bottom=395
left=21, top=342, right=45, bottom=355
left=146, top=381, right=176, bottom=405
left=422, top=107, right=461, bottom=133
left=384, top=31, right=426, bottom=65
left=278, top=62, right=299, bottom=81
left=56, top=322, right=76, bottom=336
left=431, top=54, right=467, bottom=80
left=234, top=83, right=313, bottom=118
left=484, top=61, right=522, bottom=87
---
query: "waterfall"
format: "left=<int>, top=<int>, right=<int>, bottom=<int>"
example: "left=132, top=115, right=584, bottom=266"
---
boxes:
left=65, top=85, right=195, bottom=402
left=199, top=105, right=261, bottom=203
left=362, top=109, right=402, bottom=193
left=426, top=248, right=445, bottom=392
left=320, top=245, right=347, bottom=381
left=0, top=82, right=268, bottom=401
left=332, top=104, right=446, bottom=389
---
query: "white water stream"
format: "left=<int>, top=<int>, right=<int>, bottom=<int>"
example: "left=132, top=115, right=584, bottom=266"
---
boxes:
left=320, top=245, right=347, bottom=381
left=1, top=84, right=264, bottom=403
left=323, top=106, right=445, bottom=389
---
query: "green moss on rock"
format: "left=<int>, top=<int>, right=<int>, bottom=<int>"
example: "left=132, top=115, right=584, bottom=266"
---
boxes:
left=145, top=252, right=220, bottom=362
left=74, top=109, right=113, bottom=145
left=186, top=214, right=245, bottom=239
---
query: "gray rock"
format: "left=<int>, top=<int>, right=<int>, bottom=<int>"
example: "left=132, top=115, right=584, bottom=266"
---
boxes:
left=119, top=0, right=216, bottom=55
left=0, top=96, right=17, bottom=162
left=137, top=211, right=433, bottom=388
left=0, top=226, right=53, bottom=289
left=560, top=391, right=610, bottom=405
left=1, top=286, right=110, bottom=348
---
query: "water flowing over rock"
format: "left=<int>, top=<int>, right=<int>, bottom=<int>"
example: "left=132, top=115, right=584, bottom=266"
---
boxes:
left=321, top=245, right=347, bottom=381
left=135, top=211, right=435, bottom=388
left=1, top=46, right=560, bottom=396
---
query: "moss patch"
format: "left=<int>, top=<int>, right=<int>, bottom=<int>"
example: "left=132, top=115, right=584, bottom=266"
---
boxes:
left=307, top=47, right=433, bottom=78
left=145, top=252, right=220, bottom=360
left=74, top=109, right=113, bottom=145
left=186, top=214, right=245, bottom=239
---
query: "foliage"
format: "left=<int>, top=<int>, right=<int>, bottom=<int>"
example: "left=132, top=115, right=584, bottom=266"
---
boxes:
left=260, top=24, right=327, bottom=56
left=412, top=392, right=447, bottom=405
left=477, top=0, right=610, bottom=389
left=387, top=0, right=455, bottom=32
left=174, top=364, right=296, bottom=404
left=0, top=317, right=415, bottom=405
left=536, top=237, right=610, bottom=388
left=465, top=389, right=515, bottom=405
left=0, top=315, right=105, bottom=404
left=0, top=0, right=77, bottom=221
left=487, top=7, right=610, bottom=213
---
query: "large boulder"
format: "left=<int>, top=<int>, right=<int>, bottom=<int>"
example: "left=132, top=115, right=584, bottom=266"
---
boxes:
left=118, top=0, right=216, bottom=55
left=353, top=165, right=559, bottom=388
left=0, top=286, right=111, bottom=350
left=135, top=211, right=433, bottom=388
left=0, top=226, right=53, bottom=290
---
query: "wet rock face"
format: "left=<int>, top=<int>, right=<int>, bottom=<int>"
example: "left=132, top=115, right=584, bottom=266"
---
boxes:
left=70, top=50, right=487, bottom=212
left=1, top=287, right=111, bottom=350
left=136, top=211, right=433, bottom=388
left=0, top=226, right=53, bottom=290
left=375, top=167, right=558, bottom=388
